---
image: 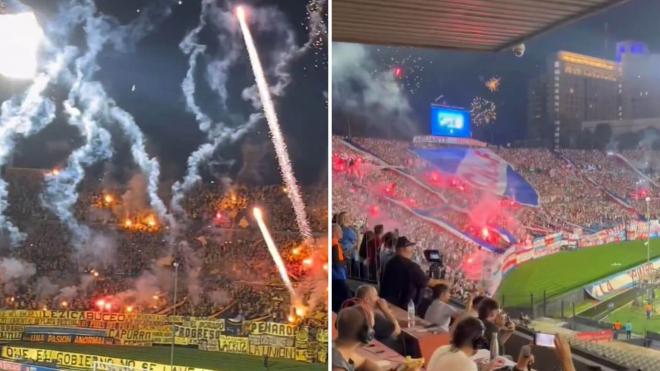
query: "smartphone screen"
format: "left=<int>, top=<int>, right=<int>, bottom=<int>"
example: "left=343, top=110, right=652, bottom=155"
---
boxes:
left=535, top=333, right=556, bottom=348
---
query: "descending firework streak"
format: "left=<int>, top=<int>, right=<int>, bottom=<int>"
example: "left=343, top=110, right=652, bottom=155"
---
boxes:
left=237, top=6, right=312, bottom=241
left=253, top=207, right=297, bottom=300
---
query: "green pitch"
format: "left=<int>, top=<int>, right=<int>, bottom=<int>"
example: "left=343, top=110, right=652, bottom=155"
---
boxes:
left=497, top=239, right=660, bottom=308
left=606, top=290, right=660, bottom=335
left=7, top=342, right=325, bottom=371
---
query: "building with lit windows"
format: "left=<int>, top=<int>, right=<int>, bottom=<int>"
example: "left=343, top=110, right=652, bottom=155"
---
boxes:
left=529, top=43, right=660, bottom=148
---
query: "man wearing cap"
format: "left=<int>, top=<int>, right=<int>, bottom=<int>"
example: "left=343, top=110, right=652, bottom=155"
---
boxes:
left=380, top=236, right=445, bottom=309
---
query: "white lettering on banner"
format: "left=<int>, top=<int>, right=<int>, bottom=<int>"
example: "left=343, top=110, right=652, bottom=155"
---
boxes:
left=584, top=258, right=660, bottom=299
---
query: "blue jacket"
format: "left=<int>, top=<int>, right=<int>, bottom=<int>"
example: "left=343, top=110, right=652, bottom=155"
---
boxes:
left=340, top=226, right=358, bottom=259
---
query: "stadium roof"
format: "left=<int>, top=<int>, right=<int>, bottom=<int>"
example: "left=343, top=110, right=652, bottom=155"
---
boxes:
left=332, top=0, right=630, bottom=51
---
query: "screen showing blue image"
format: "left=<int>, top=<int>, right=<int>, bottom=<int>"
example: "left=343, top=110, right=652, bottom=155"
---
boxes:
left=430, top=105, right=471, bottom=138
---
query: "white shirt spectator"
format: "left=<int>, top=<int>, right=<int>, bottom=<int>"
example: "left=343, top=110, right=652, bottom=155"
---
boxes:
left=427, top=345, right=477, bottom=371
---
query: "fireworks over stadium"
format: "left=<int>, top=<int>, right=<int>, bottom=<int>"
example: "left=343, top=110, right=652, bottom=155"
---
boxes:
left=0, top=0, right=327, bottom=369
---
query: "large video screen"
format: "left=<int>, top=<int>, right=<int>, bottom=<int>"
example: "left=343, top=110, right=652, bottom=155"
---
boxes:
left=430, top=105, right=471, bottom=138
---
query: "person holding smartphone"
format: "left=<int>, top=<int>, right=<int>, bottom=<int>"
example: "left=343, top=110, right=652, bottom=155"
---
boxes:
left=476, top=298, right=515, bottom=355
left=515, top=333, right=575, bottom=371
left=552, top=335, right=576, bottom=371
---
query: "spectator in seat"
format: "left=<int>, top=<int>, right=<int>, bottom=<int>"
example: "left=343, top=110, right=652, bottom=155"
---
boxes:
left=477, top=297, right=515, bottom=354
left=424, top=284, right=472, bottom=332
left=468, top=295, right=486, bottom=318
left=332, top=306, right=380, bottom=371
left=426, top=317, right=487, bottom=371
left=354, top=284, right=401, bottom=346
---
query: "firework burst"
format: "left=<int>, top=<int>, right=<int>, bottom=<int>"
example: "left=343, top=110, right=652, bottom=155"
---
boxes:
left=471, top=97, right=497, bottom=127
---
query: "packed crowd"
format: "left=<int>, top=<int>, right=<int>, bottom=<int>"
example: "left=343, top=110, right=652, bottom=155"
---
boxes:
left=332, top=229, right=578, bottom=371
left=332, top=136, right=658, bottom=370
left=493, top=148, right=635, bottom=230
left=561, top=149, right=659, bottom=218
left=0, top=168, right=327, bottom=323
left=343, top=137, right=654, bottom=233
left=621, top=149, right=660, bottom=183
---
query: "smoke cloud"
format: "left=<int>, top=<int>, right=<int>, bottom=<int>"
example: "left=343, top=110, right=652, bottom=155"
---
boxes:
left=0, top=257, right=37, bottom=293
left=35, top=277, right=60, bottom=301
left=332, top=43, right=415, bottom=136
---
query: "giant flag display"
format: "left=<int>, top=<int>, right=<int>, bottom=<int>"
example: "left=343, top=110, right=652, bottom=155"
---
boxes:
left=412, top=147, right=539, bottom=207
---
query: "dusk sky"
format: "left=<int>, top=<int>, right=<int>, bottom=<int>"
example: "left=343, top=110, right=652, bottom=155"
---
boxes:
left=333, top=0, right=660, bottom=144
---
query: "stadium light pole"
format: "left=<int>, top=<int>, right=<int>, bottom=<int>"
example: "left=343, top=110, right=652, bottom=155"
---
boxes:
left=170, top=261, right=179, bottom=370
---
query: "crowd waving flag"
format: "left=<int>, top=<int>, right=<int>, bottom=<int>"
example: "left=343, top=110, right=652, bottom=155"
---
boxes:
left=412, top=147, right=540, bottom=207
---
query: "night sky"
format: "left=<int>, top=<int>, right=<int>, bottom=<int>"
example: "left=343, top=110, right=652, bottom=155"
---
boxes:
left=0, top=0, right=327, bottom=186
left=332, top=0, right=660, bottom=145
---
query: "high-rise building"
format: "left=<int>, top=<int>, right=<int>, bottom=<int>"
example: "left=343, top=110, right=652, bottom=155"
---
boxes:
left=529, top=44, right=660, bottom=148
left=528, top=51, right=622, bottom=149
left=617, top=41, right=660, bottom=120
left=526, top=76, right=547, bottom=143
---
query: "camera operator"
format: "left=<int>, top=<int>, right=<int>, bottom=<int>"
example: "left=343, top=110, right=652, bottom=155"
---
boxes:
left=380, top=236, right=446, bottom=309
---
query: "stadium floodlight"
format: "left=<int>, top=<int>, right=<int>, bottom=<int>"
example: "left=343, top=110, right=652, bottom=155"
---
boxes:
left=0, top=1, right=44, bottom=80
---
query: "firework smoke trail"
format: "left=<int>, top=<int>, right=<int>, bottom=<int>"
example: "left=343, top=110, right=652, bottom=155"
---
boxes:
left=42, top=92, right=113, bottom=245
left=253, top=207, right=297, bottom=300
left=173, top=1, right=326, bottom=217
left=238, top=7, right=312, bottom=241
left=42, top=4, right=114, bottom=245
left=172, top=0, right=265, bottom=217
left=101, top=0, right=178, bottom=230
left=0, top=50, right=74, bottom=246
left=171, top=0, right=243, bottom=216
left=180, top=0, right=213, bottom=135
left=0, top=1, right=101, bottom=246
left=110, top=107, right=174, bottom=228
left=41, top=0, right=179, bottom=244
